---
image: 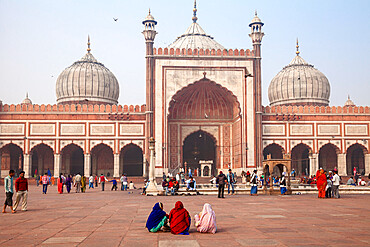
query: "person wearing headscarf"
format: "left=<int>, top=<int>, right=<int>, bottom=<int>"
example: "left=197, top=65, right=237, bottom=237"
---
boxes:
left=65, top=175, right=72, bottom=193
left=81, top=175, right=86, bottom=193
left=146, top=202, right=170, bottom=232
left=279, top=172, right=287, bottom=195
left=316, top=168, right=327, bottom=198
left=194, top=203, right=217, bottom=234
left=57, top=173, right=64, bottom=194
left=169, top=201, right=191, bottom=235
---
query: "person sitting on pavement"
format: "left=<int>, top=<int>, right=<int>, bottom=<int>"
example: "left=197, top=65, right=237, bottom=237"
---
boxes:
left=146, top=202, right=170, bottom=232
left=194, top=203, right=217, bottom=234
left=169, top=201, right=191, bottom=235
left=346, top=177, right=356, bottom=186
left=186, top=177, right=196, bottom=191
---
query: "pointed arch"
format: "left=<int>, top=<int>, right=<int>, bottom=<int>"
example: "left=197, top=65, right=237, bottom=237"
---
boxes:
left=30, top=143, right=54, bottom=176
left=319, top=143, right=339, bottom=172
left=291, top=143, right=312, bottom=176
left=91, top=143, right=114, bottom=177
left=61, top=143, right=84, bottom=175
left=119, top=143, right=143, bottom=176
left=0, top=143, right=24, bottom=177
left=346, top=143, right=367, bottom=175
left=263, top=143, right=285, bottom=160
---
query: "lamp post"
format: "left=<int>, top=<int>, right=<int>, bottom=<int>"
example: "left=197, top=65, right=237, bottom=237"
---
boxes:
left=146, top=137, right=159, bottom=195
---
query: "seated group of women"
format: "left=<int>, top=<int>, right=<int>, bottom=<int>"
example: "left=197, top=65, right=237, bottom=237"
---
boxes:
left=146, top=201, right=216, bottom=235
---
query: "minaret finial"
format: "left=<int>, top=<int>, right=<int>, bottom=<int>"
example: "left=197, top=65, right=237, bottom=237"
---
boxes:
left=348, top=94, right=350, bottom=100
left=255, top=10, right=257, bottom=16
left=26, top=92, right=28, bottom=98
left=149, top=8, right=151, bottom=15
left=192, top=0, right=198, bottom=23
left=87, top=35, right=91, bottom=53
left=296, top=38, right=300, bottom=55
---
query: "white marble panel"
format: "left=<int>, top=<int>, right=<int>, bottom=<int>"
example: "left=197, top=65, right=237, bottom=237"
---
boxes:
left=120, top=124, right=143, bottom=136
left=0, top=124, right=24, bottom=135
left=30, top=124, right=55, bottom=135
left=262, top=124, right=285, bottom=135
left=60, top=124, right=85, bottom=135
left=90, top=124, right=114, bottom=135
left=318, top=124, right=340, bottom=135
left=345, top=124, right=368, bottom=136
left=290, top=124, right=312, bottom=135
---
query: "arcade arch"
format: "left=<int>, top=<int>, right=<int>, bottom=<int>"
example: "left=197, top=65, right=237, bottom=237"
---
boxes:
left=0, top=143, right=23, bottom=177
left=120, top=144, right=144, bottom=176
left=30, top=144, right=54, bottom=176
left=183, top=130, right=216, bottom=176
left=263, top=143, right=284, bottom=160
left=346, top=144, right=367, bottom=175
left=291, top=143, right=311, bottom=176
left=91, top=143, right=114, bottom=176
left=319, top=143, right=339, bottom=172
left=61, top=144, right=84, bottom=175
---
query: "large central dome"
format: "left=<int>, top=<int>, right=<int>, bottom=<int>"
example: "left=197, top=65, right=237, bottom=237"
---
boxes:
left=56, top=38, right=119, bottom=105
left=268, top=43, right=330, bottom=106
left=167, top=2, right=224, bottom=50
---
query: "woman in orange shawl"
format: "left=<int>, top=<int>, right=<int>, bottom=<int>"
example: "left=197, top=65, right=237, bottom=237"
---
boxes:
left=316, top=169, right=327, bottom=198
left=57, top=173, right=64, bottom=194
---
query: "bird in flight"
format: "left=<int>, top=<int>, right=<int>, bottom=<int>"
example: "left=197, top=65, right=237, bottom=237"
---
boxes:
left=113, top=18, right=118, bottom=22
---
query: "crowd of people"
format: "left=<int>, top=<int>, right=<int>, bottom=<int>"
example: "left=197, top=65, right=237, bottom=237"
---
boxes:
left=146, top=201, right=216, bottom=234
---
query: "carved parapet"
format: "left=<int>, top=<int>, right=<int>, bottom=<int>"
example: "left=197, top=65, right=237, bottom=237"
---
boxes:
left=152, top=47, right=254, bottom=57
left=262, top=105, right=370, bottom=115
left=0, top=103, right=147, bottom=114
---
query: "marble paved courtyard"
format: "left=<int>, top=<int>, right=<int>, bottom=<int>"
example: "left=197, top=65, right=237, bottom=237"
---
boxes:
left=0, top=185, right=369, bottom=247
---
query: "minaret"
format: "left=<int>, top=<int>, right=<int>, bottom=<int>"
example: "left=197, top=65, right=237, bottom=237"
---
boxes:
left=142, top=10, right=158, bottom=194
left=142, top=9, right=157, bottom=139
left=249, top=11, right=264, bottom=169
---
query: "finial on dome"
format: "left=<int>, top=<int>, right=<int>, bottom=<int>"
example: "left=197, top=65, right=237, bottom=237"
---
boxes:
left=296, top=38, right=300, bottom=55
left=87, top=35, right=91, bottom=53
left=255, top=10, right=257, bottom=16
left=149, top=8, right=151, bottom=15
left=192, top=0, right=198, bottom=23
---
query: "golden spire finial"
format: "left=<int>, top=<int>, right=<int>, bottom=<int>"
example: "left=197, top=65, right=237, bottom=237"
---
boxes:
left=296, top=38, right=300, bottom=55
left=192, top=0, right=198, bottom=23
left=87, top=35, right=91, bottom=53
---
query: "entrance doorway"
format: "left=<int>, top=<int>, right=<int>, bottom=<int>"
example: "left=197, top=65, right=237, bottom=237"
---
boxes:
left=120, top=144, right=143, bottom=176
left=183, top=130, right=216, bottom=176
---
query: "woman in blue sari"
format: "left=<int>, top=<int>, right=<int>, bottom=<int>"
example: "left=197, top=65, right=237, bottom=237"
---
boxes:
left=146, top=202, right=170, bottom=232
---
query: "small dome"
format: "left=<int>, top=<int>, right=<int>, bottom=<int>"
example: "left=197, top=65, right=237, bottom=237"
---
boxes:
left=268, top=50, right=330, bottom=106
left=142, top=9, right=157, bottom=24
left=22, top=93, right=32, bottom=104
left=56, top=40, right=119, bottom=105
left=249, top=11, right=264, bottom=27
left=344, top=95, right=355, bottom=106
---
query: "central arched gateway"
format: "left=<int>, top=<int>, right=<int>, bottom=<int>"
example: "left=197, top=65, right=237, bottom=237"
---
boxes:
left=167, top=77, right=242, bottom=173
left=183, top=130, right=216, bottom=176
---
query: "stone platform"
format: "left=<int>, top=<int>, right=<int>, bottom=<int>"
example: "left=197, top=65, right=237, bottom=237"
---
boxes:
left=0, top=185, right=369, bottom=246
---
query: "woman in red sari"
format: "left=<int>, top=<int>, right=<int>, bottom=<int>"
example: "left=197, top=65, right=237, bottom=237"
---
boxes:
left=169, top=201, right=191, bottom=235
left=57, top=173, right=64, bottom=194
left=316, top=169, right=327, bottom=198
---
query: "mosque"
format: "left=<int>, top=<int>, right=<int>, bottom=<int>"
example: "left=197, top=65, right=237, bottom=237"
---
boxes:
left=0, top=3, right=369, bottom=179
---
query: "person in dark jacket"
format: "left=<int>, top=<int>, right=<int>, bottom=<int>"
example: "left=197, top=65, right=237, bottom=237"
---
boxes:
left=216, top=171, right=227, bottom=198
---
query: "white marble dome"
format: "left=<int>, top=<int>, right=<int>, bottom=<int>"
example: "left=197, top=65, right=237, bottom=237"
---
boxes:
left=268, top=53, right=330, bottom=106
left=56, top=47, right=119, bottom=105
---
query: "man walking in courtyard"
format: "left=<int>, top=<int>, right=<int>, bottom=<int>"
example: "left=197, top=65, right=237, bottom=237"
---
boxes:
left=227, top=169, right=235, bottom=195
left=89, top=174, right=94, bottom=189
left=332, top=170, right=340, bottom=198
left=14, top=171, right=28, bottom=211
left=99, top=174, right=108, bottom=191
left=74, top=173, right=82, bottom=193
left=216, top=171, right=227, bottom=198
left=3, top=170, right=16, bottom=213
left=42, top=173, right=49, bottom=194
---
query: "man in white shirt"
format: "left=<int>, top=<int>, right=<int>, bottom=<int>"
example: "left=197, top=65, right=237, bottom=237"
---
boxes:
left=75, top=173, right=82, bottom=193
left=89, top=175, right=94, bottom=189
left=332, top=170, right=340, bottom=199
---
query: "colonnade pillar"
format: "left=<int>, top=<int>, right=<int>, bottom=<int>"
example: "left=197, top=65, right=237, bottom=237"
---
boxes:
left=24, top=154, right=32, bottom=178
left=309, top=153, right=318, bottom=176
left=53, top=154, right=61, bottom=177
left=84, top=154, right=91, bottom=177
left=365, top=153, right=370, bottom=175
left=337, top=153, right=347, bottom=176
left=113, top=153, right=120, bottom=177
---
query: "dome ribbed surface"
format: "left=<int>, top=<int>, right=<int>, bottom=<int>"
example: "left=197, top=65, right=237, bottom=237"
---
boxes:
left=167, top=22, right=224, bottom=50
left=268, top=55, right=330, bottom=106
left=56, top=52, right=119, bottom=105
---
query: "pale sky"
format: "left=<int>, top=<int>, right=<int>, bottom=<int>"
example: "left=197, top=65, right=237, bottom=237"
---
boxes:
left=0, top=0, right=369, bottom=106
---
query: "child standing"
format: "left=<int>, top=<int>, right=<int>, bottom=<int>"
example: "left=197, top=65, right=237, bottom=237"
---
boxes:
left=109, top=179, right=118, bottom=191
